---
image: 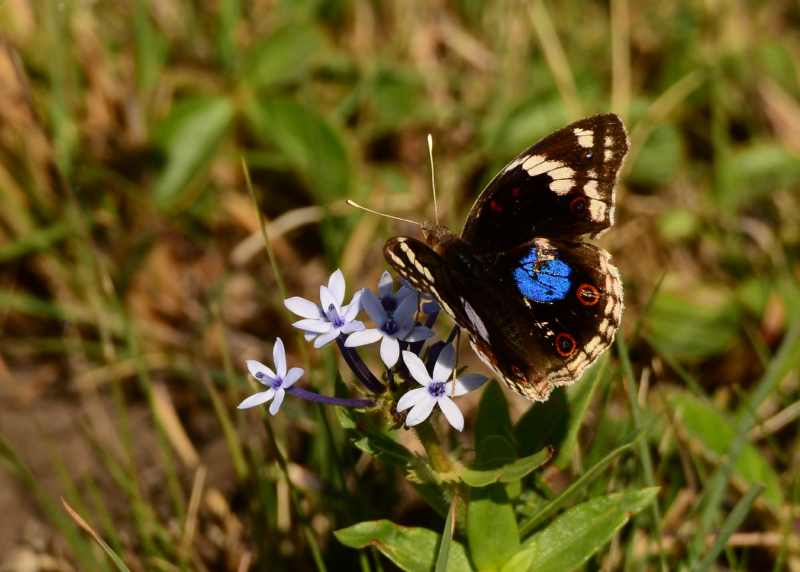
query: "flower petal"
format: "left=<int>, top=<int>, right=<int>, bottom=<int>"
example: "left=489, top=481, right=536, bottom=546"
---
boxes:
left=433, top=344, right=456, bottom=383
left=341, top=319, right=365, bottom=334
left=360, top=288, right=386, bottom=324
left=404, top=325, right=433, bottom=342
left=437, top=397, right=464, bottom=431
left=342, top=289, right=363, bottom=322
left=328, top=269, right=346, bottom=307
left=451, top=373, right=488, bottom=396
left=378, top=271, right=394, bottom=297
left=238, top=389, right=275, bottom=409
left=344, top=328, right=383, bottom=347
left=396, top=283, right=416, bottom=302
left=397, top=386, right=428, bottom=412
left=284, top=297, right=322, bottom=319
left=292, top=318, right=332, bottom=334
left=313, top=328, right=340, bottom=348
left=246, top=360, right=276, bottom=384
left=320, top=285, right=339, bottom=314
left=405, top=394, right=436, bottom=427
left=402, top=351, right=431, bottom=386
left=269, top=388, right=285, bottom=415
left=380, top=336, right=400, bottom=368
left=283, top=367, right=304, bottom=388
left=273, top=337, right=286, bottom=378
left=304, top=332, right=317, bottom=342
left=394, top=290, right=419, bottom=326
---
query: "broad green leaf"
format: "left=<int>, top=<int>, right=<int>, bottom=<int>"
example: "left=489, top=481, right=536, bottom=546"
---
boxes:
left=670, top=392, right=783, bottom=508
left=504, top=488, right=658, bottom=572
left=246, top=98, right=351, bottom=201
left=243, top=23, right=322, bottom=89
left=645, top=288, right=740, bottom=359
left=467, top=484, right=520, bottom=571
left=474, top=383, right=515, bottom=468
left=719, top=142, right=800, bottom=210
left=152, top=96, right=234, bottom=210
left=514, top=388, right=569, bottom=457
left=335, top=520, right=473, bottom=572
left=461, top=448, right=552, bottom=487
left=520, top=440, right=635, bottom=536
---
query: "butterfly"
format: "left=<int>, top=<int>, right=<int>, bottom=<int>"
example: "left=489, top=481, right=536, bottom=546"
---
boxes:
left=384, top=114, right=628, bottom=402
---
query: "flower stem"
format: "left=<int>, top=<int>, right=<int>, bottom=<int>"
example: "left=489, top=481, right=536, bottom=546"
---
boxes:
left=415, top=420, right=453, bottom=473
left=336, top=337, right=386, bottom=394
left=287, top=387, right=374, bottom=408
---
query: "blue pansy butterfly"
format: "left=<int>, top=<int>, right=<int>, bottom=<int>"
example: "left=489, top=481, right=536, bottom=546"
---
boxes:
left=384, top=114, right=627, bottom=401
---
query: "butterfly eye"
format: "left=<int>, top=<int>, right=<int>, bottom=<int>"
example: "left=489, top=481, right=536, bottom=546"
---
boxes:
left=570, top=196, right=588, bottom=215
left=555, top=332, right=577, bottom=357
left=576, top=283, right=601, bottom=306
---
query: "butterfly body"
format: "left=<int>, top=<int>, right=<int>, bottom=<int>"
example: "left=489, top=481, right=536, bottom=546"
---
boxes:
left=384, top=114, right=628, bottom=401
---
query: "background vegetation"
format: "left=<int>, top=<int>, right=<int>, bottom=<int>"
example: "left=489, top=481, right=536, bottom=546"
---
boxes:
left=1, top=0, right=799, bottom=570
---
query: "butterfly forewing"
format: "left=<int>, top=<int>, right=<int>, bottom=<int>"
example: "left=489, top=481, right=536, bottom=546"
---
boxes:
left=461, top=114, right=628, bottom=253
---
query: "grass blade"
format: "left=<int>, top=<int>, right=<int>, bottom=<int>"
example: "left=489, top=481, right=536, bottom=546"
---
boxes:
left=62, top=498, right=133, bottom=572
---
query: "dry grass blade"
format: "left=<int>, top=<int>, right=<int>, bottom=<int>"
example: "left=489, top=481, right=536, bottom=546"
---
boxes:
left=62, top=497, right=132, bottom=572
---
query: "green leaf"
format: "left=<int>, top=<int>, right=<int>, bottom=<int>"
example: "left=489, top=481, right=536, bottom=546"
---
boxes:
left=519, top=440, right=635, bottom=536
left=645, top=288, right=741, bottom=359
left=474, top=383, right=515, bottom=468
left=435, top=499, right=458, bottom=572
left=335, top=520, right=474, bottom=572
left=467, top=484, right=520, bottom=571
left=246, top=97, right=351, bottom=201
left=670, top=392, right=783, bottom=509
left=152, top=96, right=234, bottom=210
left=461, top=448, right=552, bottom=487
left=504, top=488, right=658, bottom=572
left=243, top=23, right=322, bottom=89
left=514, top=388, right=569, bottom=457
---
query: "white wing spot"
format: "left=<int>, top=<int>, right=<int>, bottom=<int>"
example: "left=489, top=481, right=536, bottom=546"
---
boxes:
left=524, top=157, right=563, bottom=177
left=549, top=166, right=575, bottom=180
left=462, top=298, right=489, bottom=342
left=583, top=180, right=600, bottom=199
left=550, top=179, right=574, bottom=194
left=574, top=127, right=594, bottom=148
left=589, top=199, right=607, bottom=221
left=604, top=149, right=613, bottom=161
left=502, top=155, right=526, bottom=174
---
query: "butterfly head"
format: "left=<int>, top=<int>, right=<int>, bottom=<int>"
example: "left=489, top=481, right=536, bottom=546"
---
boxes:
left=420, top=222, right=457, bottom=255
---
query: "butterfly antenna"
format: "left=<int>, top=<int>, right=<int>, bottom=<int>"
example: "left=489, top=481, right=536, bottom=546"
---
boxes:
left=427, top=133, right=439, bottom=225
left=346, top=200, right=422, bottom=227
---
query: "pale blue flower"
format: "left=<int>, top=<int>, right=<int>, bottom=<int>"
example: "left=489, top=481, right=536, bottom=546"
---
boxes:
left=344, top=288, right=432, bottom=368
left=284, top=269, right=365, bottom=348
left=239, top=338, right=303, bottom=415
left=396, top=345, right=487, bottom=431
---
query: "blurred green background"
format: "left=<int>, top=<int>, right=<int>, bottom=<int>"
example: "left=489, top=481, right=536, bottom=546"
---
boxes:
left=1, top=0, right=799, bottom=570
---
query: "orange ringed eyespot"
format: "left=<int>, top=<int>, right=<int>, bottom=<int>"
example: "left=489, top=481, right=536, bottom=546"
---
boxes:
left=576, top=283, right=601, bottom=306
left=555, top=332, right=576, bottom=357
left=570, top=196, right=588, bottom=214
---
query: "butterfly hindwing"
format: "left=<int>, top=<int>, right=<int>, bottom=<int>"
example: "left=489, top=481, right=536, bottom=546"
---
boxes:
left=474, top=238, right=623, bottom=400
left=461, top=114, right=628, bottom=253
left=385, top=234, right=623, bottom=402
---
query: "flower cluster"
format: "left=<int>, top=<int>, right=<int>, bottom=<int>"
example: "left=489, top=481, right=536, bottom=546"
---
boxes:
left=238, top=270, right=487, bottom=430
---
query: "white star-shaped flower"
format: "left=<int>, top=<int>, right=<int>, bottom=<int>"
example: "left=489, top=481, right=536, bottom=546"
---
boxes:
left=284, top=269, right=365, bottom=348
left=396, top=345, right=487, bottom=431
left=344, top=287, right=433, bottom=368
left=239, top=338, right=304, bottom=415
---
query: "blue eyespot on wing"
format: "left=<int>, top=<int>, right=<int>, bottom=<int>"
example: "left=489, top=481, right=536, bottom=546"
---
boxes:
left=513, top=247, right=572, bottom=302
